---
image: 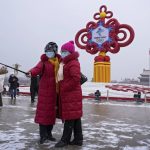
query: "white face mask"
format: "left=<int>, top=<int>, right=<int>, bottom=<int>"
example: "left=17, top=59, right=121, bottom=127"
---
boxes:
left=61, top=51, right=70, bottom=58
left=45, top=51, right=55, bottom=58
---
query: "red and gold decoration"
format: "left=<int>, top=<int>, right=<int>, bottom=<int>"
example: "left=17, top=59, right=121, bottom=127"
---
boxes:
left=75, top=5, right=135, bottom=82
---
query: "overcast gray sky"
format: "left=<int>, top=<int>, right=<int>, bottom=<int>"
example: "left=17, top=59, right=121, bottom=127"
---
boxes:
left=0, top=0, right=150, bottom=81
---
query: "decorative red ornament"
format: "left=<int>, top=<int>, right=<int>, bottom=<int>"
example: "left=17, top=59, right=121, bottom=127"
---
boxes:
left=75, top=5, right=135, bottom=55
left=94, top=56, right=104, bottom=62
left=104, top=55, right=110, bottom=62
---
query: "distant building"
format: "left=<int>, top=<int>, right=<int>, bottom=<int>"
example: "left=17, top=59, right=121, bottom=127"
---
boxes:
left=138, top=69, right=150, bottom=86
left=118, top=78, right=139, bottom=84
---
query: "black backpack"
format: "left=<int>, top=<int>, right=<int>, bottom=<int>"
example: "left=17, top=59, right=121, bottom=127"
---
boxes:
left=80, top=72, right=88, bottom=85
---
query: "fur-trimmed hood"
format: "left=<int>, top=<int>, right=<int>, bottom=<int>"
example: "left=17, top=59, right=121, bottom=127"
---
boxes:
left=62, top=51, right=79, bottom=64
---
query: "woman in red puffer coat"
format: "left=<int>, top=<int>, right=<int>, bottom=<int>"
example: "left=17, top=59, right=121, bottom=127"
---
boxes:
left=27, top=42, right=60, bottom=144
left=55, top=41, right=83, bottom=148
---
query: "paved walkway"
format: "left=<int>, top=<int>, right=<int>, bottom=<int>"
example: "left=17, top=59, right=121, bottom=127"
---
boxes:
left=0, top=96, right=150, bottom=150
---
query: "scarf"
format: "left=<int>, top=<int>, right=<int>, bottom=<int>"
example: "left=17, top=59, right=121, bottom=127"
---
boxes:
left=57, top=62, right=64, bottom=82
left=48, top=57, right=59, bottom=92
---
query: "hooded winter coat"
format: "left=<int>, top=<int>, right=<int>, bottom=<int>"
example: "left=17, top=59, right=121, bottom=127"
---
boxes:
left=58, top=52, right=82, bottom=120
left=30, top=54, right=60, bottom=125
left=9, top=75, right=18, bottom=89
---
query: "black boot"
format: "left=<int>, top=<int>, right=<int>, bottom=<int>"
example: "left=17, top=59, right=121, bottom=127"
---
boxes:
left=69, top=139, right=83, bottom=146
left=47, top=134, right=56, bottom=141
left=55, top=140, right=68, bottom=148
left=39, top=125, right=47, bottom=144
left=70, top=119, right=83, bottom=146
left=31, top=98, right=35, bottom=103
left=46, top=125, right=56, bottom=141
left=39, top=137, right=47, bottom=144
left=55, top=120, right=74, bottom=148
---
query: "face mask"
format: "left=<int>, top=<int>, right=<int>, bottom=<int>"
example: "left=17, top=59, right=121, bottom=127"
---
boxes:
left=61, top=51, right=70, bottom=58
left=45, top=51, right=55, bottom=58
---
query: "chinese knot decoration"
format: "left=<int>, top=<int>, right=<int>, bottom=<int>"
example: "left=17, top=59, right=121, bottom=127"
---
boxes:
left=75, top=5, right=135, bottom=62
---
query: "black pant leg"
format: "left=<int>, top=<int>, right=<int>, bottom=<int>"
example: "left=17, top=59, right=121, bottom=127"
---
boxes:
left=46, top=125, right=53, bottom=136
left=0, top=93, right=3, bottom=106
left=73, top=118, right=83, bottom=141
left=61, top=120, right=75, bottom=143
left=36, top=87, right=38, bottom=95
left=30, top=87, right=35, bottom=102
left=39, top=124, right=47, bottom=138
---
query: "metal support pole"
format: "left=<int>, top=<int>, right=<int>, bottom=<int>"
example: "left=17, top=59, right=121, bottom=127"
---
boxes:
left=144, top=93, right=147, bottom=103
left=107, top=89, right=109, bottom=101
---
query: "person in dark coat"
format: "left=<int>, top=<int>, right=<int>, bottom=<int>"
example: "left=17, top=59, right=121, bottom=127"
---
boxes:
left=94, top=90, right=101, bottom=101
left=8, top=74, right=19, bottom=99
left=30, top=76, right=39, bottom=103
left=16, top=82, right=19, bottom=95
left=55, top=41, right=83, bottom=148
left=27, top=42, right=61, bottom=144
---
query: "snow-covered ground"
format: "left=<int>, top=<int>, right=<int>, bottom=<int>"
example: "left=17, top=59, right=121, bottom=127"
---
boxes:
left=1, top=82, right=150, bottom=149
left=0, top=97, right=150, bottom=150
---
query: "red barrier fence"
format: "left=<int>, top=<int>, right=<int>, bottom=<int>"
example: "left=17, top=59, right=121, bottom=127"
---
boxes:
left=19, top=92, right=150, bottom=103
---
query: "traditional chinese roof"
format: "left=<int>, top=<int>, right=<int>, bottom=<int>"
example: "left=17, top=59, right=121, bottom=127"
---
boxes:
left=140, top=69, right=150, bottom=76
